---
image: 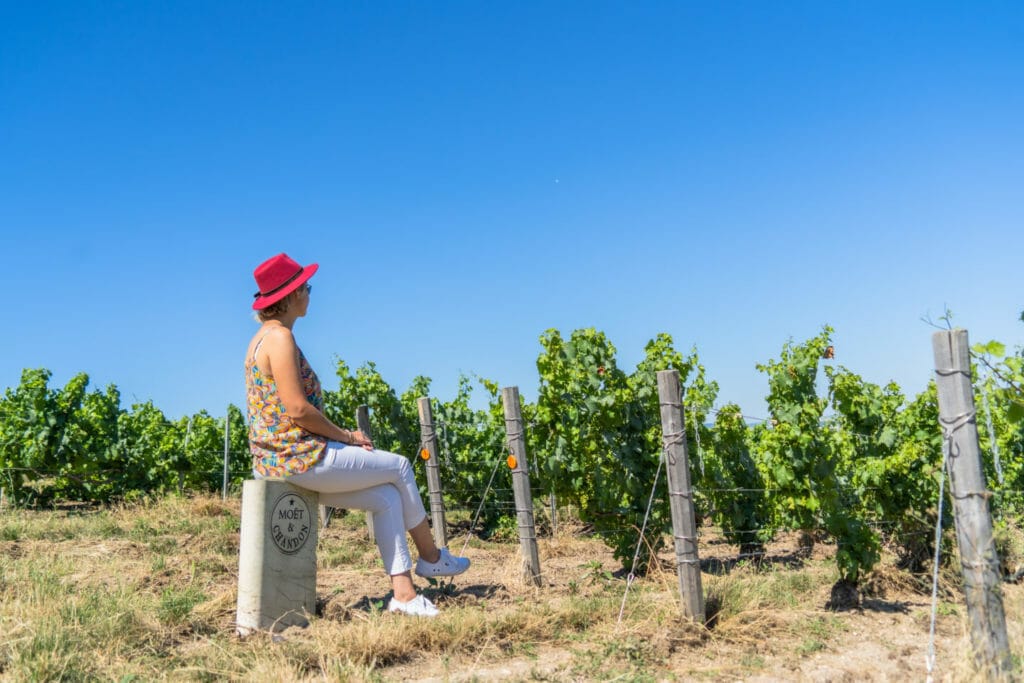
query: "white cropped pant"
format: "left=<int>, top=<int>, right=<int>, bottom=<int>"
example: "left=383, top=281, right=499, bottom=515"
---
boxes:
left=265, top=443, right=427, bottom=576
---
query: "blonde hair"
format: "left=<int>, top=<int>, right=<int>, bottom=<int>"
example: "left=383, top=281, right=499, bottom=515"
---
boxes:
left=255, top=288, right=301, bottom=322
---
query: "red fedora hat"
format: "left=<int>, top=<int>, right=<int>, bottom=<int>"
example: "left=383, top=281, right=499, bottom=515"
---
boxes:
left=252, top=253, right=319, bottom=310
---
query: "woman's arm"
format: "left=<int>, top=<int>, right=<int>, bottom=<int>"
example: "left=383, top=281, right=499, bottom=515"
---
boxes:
left=260, top=327, right=373, bottom=450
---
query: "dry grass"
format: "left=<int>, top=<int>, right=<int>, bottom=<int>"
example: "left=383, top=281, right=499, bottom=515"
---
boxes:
left=0, top=494, right=1022, bottom=681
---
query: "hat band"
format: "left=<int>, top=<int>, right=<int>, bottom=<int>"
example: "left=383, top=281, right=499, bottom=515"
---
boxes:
left=254, top=267, right=305, bottom=299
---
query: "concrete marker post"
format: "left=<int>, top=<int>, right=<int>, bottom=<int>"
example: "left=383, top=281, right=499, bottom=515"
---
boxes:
left=236, top=478, right=318, bottom=635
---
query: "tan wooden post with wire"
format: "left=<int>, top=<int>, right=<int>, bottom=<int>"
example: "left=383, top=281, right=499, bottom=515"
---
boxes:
left=417, top=397, right=448, bottom=549
left=931, top=329, right=1011, bottom=676
left=355, top=405, right=376, bottom=543
left=657, top=369, right=705, bottom=623
left=222, top=411, right=230, bottom=500
left=502, top=386, right=542, bottom=586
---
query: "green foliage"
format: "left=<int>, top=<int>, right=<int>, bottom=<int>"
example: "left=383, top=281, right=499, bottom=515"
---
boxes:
left=323, top=360, right=511, bottom=532
left=754, top=327, right=835, bottom=533
left=0, top=368, right=244, bottom=505
left=972, top=338, right=1024, bottom=518
left=4, top=311, right=1023, bottom=590
left=533, top=329, right=704, bottom=571
left=536, top=327, right=647, bottom=569
left=755, top=326, right=879, bottom=583
left=704, top=404, right=772, bottom=556
left=826, top=368, right=942, bottom=571
left=429, top=374, right=509, bottom=534
left=323, top=359, right=420, bottom=457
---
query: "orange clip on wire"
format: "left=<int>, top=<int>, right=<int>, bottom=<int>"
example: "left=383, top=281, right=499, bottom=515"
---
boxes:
left=420, top=448, right=430, bottom=461
left=507, top=454, right=517, bottom=469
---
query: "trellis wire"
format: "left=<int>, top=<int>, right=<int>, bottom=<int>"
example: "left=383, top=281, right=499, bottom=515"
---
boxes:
left=979, top=378, right=1004, bottom=486
left=459, top=452, right=505, bottom=556
left=692, top=402, right=704, bottom=479
left=617, top=450, right=665, bottom=624
left=0, top=459, right=989, bottom=541
left=438, top=420, right=451, bottom=467
left=925, top=408, right=970, bottom=681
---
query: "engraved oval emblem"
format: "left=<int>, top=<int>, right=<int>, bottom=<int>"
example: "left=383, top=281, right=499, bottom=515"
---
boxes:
left=269, top=492, right=312, bottom=555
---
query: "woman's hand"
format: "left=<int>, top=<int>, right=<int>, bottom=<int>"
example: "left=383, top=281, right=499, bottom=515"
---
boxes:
left=349, top=430, right=374, bottom=451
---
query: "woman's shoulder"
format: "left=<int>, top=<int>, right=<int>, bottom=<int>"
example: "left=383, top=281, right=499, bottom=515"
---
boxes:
left=262, top=325, right=295, bottom=342
left=248, top=324, right=297, bottom=356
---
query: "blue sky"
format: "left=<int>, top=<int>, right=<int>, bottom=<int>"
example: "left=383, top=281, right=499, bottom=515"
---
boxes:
left=2, top=2, right=1022, bottom=421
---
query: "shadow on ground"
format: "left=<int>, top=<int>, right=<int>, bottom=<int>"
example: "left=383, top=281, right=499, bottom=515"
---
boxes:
left=318, top=582, right=507, bottom=619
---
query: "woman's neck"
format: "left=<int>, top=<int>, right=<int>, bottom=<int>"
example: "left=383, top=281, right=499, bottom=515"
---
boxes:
left=263, top=316, right=297, bottom=331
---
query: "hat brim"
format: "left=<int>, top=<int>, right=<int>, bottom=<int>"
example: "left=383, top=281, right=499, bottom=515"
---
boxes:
left=252, top=263, right=318, bottom=310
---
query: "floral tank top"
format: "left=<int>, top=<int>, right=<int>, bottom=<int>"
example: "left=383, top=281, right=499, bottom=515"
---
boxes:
left=246, top=337, right=327, bottom=477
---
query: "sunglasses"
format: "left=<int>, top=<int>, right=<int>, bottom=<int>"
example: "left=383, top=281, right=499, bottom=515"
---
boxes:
left=304, top=283, right=312, bottom=295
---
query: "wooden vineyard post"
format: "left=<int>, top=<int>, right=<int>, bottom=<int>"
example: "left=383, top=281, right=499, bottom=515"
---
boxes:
left=417, top=397, right=448, bottom=549
left=222, top=412, right=230, bottom=500
left=356, top=405, right=376, bottom=543
left=656, top=370, right=705, bottom=623
left=932, top=330, right=1012, bottom=676
left=549, top=492, right=558, bottom=534
left=502, top=386, right=542, bottom=586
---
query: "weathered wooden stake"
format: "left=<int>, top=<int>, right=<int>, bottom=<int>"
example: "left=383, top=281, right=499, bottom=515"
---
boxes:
left=222, top=412, right=230, bottom=501
left=356, top=405, right=372, bottom=440
left=502, top=386, right=542, bottom=586
left=356, top=405, right=377, bottom=542
left=549, top=492, right=557, bottom=534
left=656, top=370, right=705, bottom=623
left=417, top=397, right=448, bottom=549
left=181, top=417, right=192, bottom=496
left=932, top=329, right=1012, bottom=676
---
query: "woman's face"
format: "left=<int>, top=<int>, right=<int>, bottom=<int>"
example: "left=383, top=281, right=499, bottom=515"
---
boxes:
left=296, top=282, right=311, bottom=316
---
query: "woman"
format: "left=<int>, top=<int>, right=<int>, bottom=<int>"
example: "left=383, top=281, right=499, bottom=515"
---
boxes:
left=245, top=252, right=469, bottom=617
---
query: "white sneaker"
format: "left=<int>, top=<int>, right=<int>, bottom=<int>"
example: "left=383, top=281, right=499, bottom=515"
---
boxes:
left=415, top=548, right=471, bottom=578
left=387, top=594, right=439, bottom=617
